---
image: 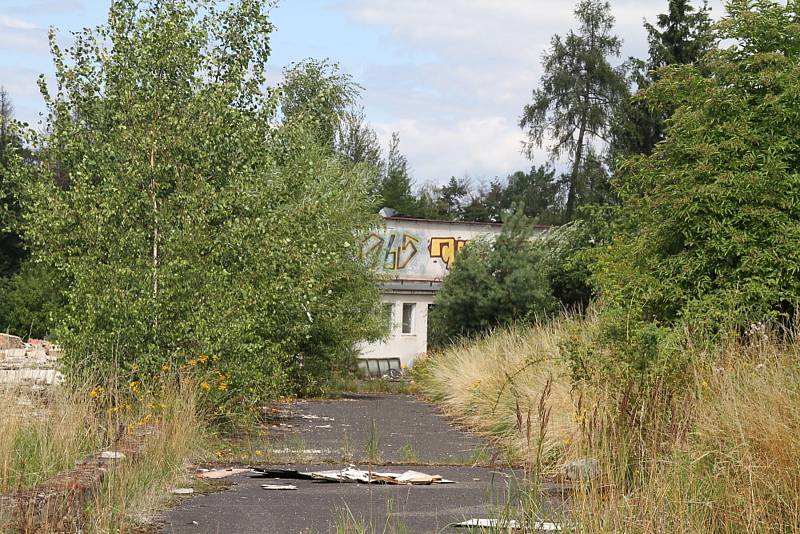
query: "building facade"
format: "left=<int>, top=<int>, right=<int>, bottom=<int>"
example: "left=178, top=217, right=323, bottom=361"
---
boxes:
left=358, top=215, right=509, bottom=375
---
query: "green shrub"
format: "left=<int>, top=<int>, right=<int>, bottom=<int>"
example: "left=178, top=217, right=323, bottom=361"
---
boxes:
left=0, top=260, right=64, bottom=339
left=429, top=211, right=558, bottom=346
left=594, top=0, right=800, bottom=341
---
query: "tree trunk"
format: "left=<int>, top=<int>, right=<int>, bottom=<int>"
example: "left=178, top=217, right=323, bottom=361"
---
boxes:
left=150, top=142, right=159, bottom=329
left=566, top=115, right=587, bottom=223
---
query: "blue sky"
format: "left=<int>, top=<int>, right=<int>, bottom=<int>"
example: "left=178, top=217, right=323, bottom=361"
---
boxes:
left=0, top=0, right=724, bottom=186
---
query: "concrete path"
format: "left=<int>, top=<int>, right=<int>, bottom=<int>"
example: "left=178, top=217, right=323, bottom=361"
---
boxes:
left=159, top=394, right=565, bottom=533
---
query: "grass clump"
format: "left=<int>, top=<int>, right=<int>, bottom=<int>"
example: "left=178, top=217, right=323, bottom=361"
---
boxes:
left=0, top=376, right=205, bottom=533
left=419, top=312, right=800, bottom=532
left=414, top=316, right=580, bottom=468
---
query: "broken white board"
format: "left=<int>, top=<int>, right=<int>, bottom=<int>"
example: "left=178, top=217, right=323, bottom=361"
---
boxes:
left=197, top=468, right=252, bottom=479
left=455, top=518, right=561, bottom=531
left=261, top=484, right=298, bottom=490
left=254, top=465, right=454, bottom=485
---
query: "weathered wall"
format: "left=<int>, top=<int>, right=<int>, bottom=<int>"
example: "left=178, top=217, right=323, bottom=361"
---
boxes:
left=364, top=217, right=504, bottom=280
left=360, top=216, right=551, bottom=370
left=0, top=334, right=62, bottom=388
left=359, top=292, right=435, bottom=368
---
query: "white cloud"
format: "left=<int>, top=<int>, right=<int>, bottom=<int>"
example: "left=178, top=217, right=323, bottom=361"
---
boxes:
left=0, top=14, right=48, bottom=54
left=341, top=0, right=725, bottom=183
left=0, top=15, right=37, bottom=30
left=372, top=116, right=545, bottom=186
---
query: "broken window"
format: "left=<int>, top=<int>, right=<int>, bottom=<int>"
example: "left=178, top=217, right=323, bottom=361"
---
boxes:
left=402, top=303, right=415, bottom=334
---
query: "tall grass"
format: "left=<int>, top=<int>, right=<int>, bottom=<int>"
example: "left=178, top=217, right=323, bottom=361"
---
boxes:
left=0, top=386, right=105, bottom=492
left=572, top=338, right=800, bottom=533
left=418, top=315, right=800, bottom=532
left=414, top=316, right=580, bottom=468
left=87, top=378, right=203, bottom=532
left=0, top=376, right=204, bottom=532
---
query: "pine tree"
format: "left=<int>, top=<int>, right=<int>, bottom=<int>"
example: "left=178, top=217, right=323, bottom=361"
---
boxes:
left=520, top=1, right=628, bottom=222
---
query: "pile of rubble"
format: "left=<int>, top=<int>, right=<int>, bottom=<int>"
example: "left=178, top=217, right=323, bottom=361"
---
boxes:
left=0, top=333, right=62, bottom=388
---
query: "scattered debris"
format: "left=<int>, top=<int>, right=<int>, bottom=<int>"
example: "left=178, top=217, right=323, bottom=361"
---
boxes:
left=455, top=518, right=562, bottom=531
left=99, top=451, right=126, bottom=460
left=299, top=414, right=334, bottom=421
left=456, top=518, right=520, bottom=529
left=270, top=448, right=333, bottom=455
left=0, top=334, right=25, bottom=350
left=0, top=335, right=62, bottom=388
left=314, top=424, right=332, bottom=429
left=171, top=488, right=195, bottom=495
left=253, top=465, right=453, bottom=485
left=196, top=468, right=251, bottom=479
left=261, top=484, right=298, bottom=490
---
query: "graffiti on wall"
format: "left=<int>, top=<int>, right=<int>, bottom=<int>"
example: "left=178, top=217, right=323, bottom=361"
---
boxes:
left=428, top=237, right=469, bottom=270
left=365, top=232, right=421, bottom=271
left=364, top=231, right=473, bottom=272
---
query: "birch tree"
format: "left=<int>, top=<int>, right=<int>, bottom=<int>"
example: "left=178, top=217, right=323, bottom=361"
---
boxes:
left=18, top=0, right=384, bottom=405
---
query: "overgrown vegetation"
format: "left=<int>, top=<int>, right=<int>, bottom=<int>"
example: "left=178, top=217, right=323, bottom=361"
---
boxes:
left=6, top=0, right=385, bottom=412
left=0, top=377, right=203, bottom=532
left=429, top=217, right=592, bottom=346
left=420, top=0, right=800, bottom=531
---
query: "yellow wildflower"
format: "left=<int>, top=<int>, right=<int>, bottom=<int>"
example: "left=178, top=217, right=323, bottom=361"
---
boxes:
left=217, top=382, right=228, bottom=392
left=200, top=382, right=211, bottom=391
left=197, top=354, right=209, bottom=364
left=89, top=386, right=104, bottom=399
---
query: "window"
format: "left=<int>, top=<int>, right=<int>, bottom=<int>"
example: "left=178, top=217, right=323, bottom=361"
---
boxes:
left=402, top=303, right=415, bottom=334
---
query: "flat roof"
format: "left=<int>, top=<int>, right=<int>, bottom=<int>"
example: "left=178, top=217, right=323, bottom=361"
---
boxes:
left=383, top=215, right=552, bottom=230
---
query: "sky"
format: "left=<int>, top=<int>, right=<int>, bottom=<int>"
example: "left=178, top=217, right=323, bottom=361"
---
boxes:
left=0, top=0, right=725, bottom=187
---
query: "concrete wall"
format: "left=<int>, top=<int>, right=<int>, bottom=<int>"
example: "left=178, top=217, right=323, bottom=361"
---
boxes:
left=364, top=217, right=504, bottom=282
left=360, top=216, right=554, bottom=371
left=359, top=292, right=435, bottom=368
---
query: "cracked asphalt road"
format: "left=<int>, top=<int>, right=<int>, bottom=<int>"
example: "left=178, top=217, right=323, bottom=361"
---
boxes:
left=159, top=394, right=566, bottom=533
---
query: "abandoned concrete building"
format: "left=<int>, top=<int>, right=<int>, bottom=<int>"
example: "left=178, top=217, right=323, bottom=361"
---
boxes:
left=358, top=213, right=548, bottom=376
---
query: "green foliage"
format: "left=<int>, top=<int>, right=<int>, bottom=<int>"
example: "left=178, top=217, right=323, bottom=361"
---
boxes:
left=593, top=0, right=800, bottom=370
left=376, top=132, right=419, bottom=215
left=544, top=221, right=594, bottom=310
left=16, top=0, right=384, bottom=409
left=0, top=88, right=27, bottom=278
left=0, top=260, right=64, bottom=338
left=520, top=0, right=628, bottom=221
left=503, top=166, right=561, bottom=223
left=610, top=0, right=714, bottom=162
left=429, top=211, right=558, bottom=346
left=645, top=0, right=714, bottom=71
left=280, top=59, right=358, bottom=149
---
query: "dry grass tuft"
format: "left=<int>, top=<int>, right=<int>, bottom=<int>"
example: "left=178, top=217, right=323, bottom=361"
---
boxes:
left=416, top=315, right=582, bottom=468
left=0, top=377, right=204, bottom=532
left=572, top=339, right=800, bottom=533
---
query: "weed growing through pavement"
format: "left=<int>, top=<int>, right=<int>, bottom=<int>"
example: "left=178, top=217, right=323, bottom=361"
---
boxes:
left=397, top=441, right=418, bottom=464
left=340, top=431, right=354, bottom=462
left=334, top=500, right=411, bottom=534
left=363, top=418, right=382, bottom=464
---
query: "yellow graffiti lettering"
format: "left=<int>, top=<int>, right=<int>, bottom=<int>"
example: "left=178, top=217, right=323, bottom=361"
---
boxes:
left=363, top=232, right=420, bottom=271
left=428, top=237, right=469, bottom=269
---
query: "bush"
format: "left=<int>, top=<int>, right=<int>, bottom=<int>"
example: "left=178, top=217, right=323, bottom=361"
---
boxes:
left=428, top=211, right=558, bottom=346
left=0, top=260, right=64, bottom=338
left=594, top=0, right=800, bottom=341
